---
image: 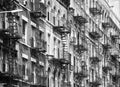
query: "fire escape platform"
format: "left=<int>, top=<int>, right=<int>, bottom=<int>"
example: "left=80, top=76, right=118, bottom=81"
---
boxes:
left=89, top=31, right=101, bottom=40
left=111, top=35, right=120, bottom=41
left=89, top=8, right=101, bottom=15
left=0, top=72, right=21, bottom=84
left=102, top=66, right=112, bottom=73
left=49, top=58, right=70, bottom=66
left=75, top=71, right=88, bottom=79
left=0, top=29, right=21, bottom=40
left=110, top=55, right=118, bottom=64
left=30, top=11, right=46, bottom=18
left=112, top=74, right=120, bottom=83
left=74, top=44, right=87, bottom=53
left=90, top=57, right=101, bottom=64
left=89, top=81, right=101, bottom=86
left=30, top=2, right=46, bottom=18
left=56, top=0, right=70, bottom=8
left=74, top=16, right=88, bottom=24
left=102, top=22, right=112, bottom=29
left=53, top=26, right=70, bottom=34
left=102, top=44, right=112, bottom=50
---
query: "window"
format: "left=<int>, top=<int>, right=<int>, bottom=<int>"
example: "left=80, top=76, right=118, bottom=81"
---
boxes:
left=22, top=20, right=27, bottom=35
left=58, top=20, right=60, bottom=26
left=53, top=38, right=56, bottom=56
left=48, top=12, right=49, bottom=21
left=48, top=34, right=50, bottom=54
left=22, top=58, right=27, bottom=76
left=30, top=37, right=34, bottom=47
left=53, top=16, right=55, bottom=25
left=31, top=0, right=35, bottom=11
left=58, top=40, right=60, bottom=58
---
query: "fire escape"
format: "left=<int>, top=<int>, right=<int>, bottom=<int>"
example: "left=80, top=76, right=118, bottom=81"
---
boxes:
left=89, top=76, right=102, bottom=87
left=0, top=12, right=21, bottom=87
left=110, top=34, right=119, bottom=44
left=53, top=25, right=71, bottom=85
left=90, top=56, right=101, bottom=66
left=102, top=17, right=112, bottom=29
left=56, top=0, right=70, bottom=8
left=102, top=64, right=112, bottom=74
left=30, top=0, right=46, bottom=18
left=74, top=16, right=87, bottom=26
left=102, top=43, right=112, bottom=54
left=111, top=73, right=120, bottom=85
left=89, top=31, right=101, bottom=40
left=74, top=61, right=88, bottom=83
left=73, top=10, right=88, bottom=54
left=102, top=22, right=112, bottom=29
left=109, top=54, right=119, bottom=66
left=89, top=0, right=102, bottom=16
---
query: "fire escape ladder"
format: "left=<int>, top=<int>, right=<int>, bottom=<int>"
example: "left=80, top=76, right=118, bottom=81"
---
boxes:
left=62, top=34, right=69, bottom=61
left=7, top=13, right=21, bottom=40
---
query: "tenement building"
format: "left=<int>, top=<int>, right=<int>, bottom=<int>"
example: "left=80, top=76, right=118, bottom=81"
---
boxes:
left=0, top=0, right=120, bottom=87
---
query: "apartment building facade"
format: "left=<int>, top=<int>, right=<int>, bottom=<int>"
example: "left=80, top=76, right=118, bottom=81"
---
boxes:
left=0, top=0, right=120, bottom=87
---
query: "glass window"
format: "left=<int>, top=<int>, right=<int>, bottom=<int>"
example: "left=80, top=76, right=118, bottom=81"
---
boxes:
left=22, top=20, right=27, bottom=35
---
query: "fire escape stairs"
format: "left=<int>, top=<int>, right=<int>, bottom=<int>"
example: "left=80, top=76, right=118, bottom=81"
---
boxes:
left=61, top=34, right=70, bottom=64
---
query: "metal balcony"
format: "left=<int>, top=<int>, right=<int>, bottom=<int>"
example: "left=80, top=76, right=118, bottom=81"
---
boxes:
left=110, top=55, right=118, bottom=64
left=53, top=26, right=70, bottom=34
left=0, top=28, right=21, bottom=40
left=112, top=74, right=120, bottom=83
left=0, top=0, right=17, bottom=10
left=49, top=58, right=70, bottom=67
left=74, top=44, right=87, bottom=53
left=31, top=39, right=47, bottom=54
left=0, top=70, right=21, bottom=85
left=49, top=58, right=62, bottom=67
left=74, top=16, right=88, bottom=24
left=75, top=70, right=88, bottom=80
left=111, top=35, right=119, bottom=42
left=102, top=44, right=112, bottom=51
left=89, top=31, right=101, bottom=40
left=89, top=78, right=102, bottom=86
left=56, top=0, right=70, bottom=8
left=102, top=66, right=112, bottom=73
left=102, top=22, right=112, bottom=29
left=90, top=57, right=101, bottom=64
left=59, top=58, right=70, bottom=65
left=30, top=2, right=46, bottom=18
left=89, top=8, right=101, bottom=15
left=0, top=14, right=21, bottom=40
